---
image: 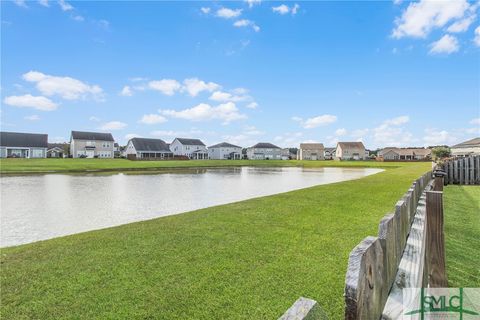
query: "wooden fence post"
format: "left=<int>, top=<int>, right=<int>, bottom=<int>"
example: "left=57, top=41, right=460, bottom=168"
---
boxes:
left=425, top=191, right=448, bottom=287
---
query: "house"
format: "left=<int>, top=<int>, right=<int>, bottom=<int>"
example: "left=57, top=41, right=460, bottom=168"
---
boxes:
left=70, top=131, right=115, bottom=158
left=246, top=142, right=283, bottom=160
left=297, top=143, right=324, bottom=160
left=0, top=131, right=48, bottom=158
left=450, top=137, right=480, bottom=157
left=208, top=142, right=242, bottom=160
left=113, top=143, right=121, bottom=158
left=378, top=147, right=431, bottom=160
left=335, top=142, right=366, bottom=160
left=170, top=138, right=208, bottom=160
left=125, top=137, right=173, bottom=159
left=324, top=147, right=336, bottom=160
left=47, top=143, right=68, bottom=158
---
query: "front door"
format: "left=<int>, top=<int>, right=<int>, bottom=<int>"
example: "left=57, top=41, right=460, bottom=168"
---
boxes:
left=86, top=150, right=95, bottom=158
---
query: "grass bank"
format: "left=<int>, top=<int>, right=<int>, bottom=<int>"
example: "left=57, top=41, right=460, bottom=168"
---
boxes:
left=0, top=158, right=414, bottom=174
left=443, top=185, right=480, bottom=288
left=1, top=162, right=431, bottom=319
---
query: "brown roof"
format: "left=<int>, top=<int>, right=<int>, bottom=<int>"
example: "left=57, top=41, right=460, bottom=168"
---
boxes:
left=299, top=143, right=324, bottom=149
left=337, top=142, right=365, bottom=149
left=380, top=147, right=431, bottom=156
left=451, top=137, right=480, bottom=148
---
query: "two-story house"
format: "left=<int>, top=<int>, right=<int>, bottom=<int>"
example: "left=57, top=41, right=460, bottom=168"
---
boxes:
left=335, top=142, right=366, bottom=160
left=297, top=143, right=325, bottom=160
left=246, top=142, right=282, bottom=160
left=170, top=138, right=208, bottom=160
left=208, top=142, right=242, bottom=160
left=70, top=131, right=115, bottom=158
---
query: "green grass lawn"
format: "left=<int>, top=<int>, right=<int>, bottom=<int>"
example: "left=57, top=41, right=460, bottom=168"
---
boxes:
left=0, top=162, right=431, bottom=319
left=443, top=185, right=480, bottom=288
left=0, top=158, right=414, bottom=174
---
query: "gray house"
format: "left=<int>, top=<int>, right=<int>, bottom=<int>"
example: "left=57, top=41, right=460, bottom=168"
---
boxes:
left=125, top=137, right=173, bottom=159
left=70, top=131, right=115, bottom=158
left=0, top=131, right=48, bottom=158
left=208, top=142, right=242, bottom=160
left=246, top=142, right=283, bottom=160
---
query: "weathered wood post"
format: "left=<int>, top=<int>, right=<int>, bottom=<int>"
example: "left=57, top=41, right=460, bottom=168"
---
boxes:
left=425, top=190, right=448, bottom=287
left=432, top=167, right=446, bottom=191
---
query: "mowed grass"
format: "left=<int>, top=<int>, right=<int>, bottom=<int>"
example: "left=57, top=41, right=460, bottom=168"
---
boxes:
left=0, top=162, right=431, bottom=319
left=443, top=185, right=480, bottom=288
left=1, top=158, right=413, bottom=174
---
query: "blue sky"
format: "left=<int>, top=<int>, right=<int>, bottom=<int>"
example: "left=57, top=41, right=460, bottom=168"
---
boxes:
left=1, top=0, right=479, bottom=148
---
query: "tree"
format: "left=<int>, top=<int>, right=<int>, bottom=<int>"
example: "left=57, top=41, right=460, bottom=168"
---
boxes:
left=432, top=147, right=451, bottom=160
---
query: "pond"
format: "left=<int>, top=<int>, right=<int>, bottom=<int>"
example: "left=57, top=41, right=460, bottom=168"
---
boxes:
left=0, top=166, right=383, bottom=247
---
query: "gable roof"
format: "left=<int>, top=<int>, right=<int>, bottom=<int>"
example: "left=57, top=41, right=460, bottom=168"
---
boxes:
left=300, top=143, right=324, bottom=149
left=174, top=138, right=205, bottom=146
left=71, top=131, right=114, bottom=142
left=0, top=131, right=48, bottom=148
left=208, top=142, right=242, bottom=148
left=451, top=137, right=480, bottom=148
left=324, top=147, right=336, bottom=152
left=250, top=142, right=281, bottom=149
left=337, top=142, right=365, bottom=149
left=130, top=138, right=171, bottom=152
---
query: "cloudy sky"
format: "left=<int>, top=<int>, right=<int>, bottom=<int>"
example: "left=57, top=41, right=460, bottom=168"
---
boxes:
left=1, top=0, right=479, bottom=148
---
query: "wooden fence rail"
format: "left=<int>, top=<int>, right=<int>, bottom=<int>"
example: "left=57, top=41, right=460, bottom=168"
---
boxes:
left=279, top=171, right=447, bottom=320
left=443, top=155, right=480, bottom=185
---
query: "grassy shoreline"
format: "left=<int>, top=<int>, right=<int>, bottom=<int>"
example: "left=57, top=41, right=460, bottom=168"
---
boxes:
left=0, top=158, right=417, bottom=175
left=1, top=161, right=432, bottom=319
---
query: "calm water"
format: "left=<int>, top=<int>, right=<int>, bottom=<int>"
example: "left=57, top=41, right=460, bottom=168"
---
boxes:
left=0, top=167, right=382, bottom=247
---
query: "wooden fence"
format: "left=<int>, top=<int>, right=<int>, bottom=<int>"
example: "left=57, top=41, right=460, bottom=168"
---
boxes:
left=443, top=155, right=480, bottom=185
left=279, top=171, right=448, bottom=320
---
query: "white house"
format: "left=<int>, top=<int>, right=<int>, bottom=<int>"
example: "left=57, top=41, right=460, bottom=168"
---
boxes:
left=170, top=138, right=208, bottom=160
left=335, top=142, right=366, bottom=160
left=297, top=143, right=324, bottom=160
left=125, top=137, right=173, bottom=159
left=0, top=131, right=48, bottom=158
left=246, top=142, right=283, bottom=160
left=208, top=142, right=242, bottom=160
left=70, top=131, right=115, bottom=158
left=450, top=137, right=480, bottom=157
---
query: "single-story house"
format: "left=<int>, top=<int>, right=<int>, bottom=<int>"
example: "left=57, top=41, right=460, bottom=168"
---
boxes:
left=70, top=131, right=115, bottom=158
left=170, top=138, right=208, bottom=160
left=378, top=147, right=431, bottom=160
left=335, top=142, right=366, bottom=160
left=0, top=131, right=48, bottom=158
left=246, top=142, right=282, bottom=160
left=208, top=142, right=242, bottom=160
left=47, top=143, right=68, bottom=158
left=324, top=147, right=336, bottom=160
left=125, top=137, right=173, bottom=159
left=450, top=137, right=480, bottom=157
left=297, top=143, right=325, bottom=160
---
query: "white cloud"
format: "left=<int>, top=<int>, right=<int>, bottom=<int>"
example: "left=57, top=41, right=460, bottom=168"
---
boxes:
left=161, top=102, right=247, bottom=124
left=99, top=121, right=127, bottom=131
left=373, top=115, right=414, bottom=147
left=243, top=125, right=264, bottom=136
left=216, top=8, right=242, bottom=19
left=470, top=117, right=480, bottom=125
left=392, top=0, right=470, bottom=38
left=120, top=85, right=133, bottom=96
left=272, top=4, right=299, bottom=15
left=245, top=0, right=261, bottom=8
left=423, top=128, right=456, bottom=146
left=72, top=15, right=84, bottom=22
left=446, top=14, right=476, bottom=33
left=272, top=4, right=290, bottom=15
left=295, top=114, right=337, bottom=129
left=351, top=128, right=370, bottom=140
left=125, top=133, right=142, bottom=141
left=24, top=115, right=40, bottom=121
left=97, top=19, right=110, bottom=29
left=393, top=0, right=402, bottom=5
left=13, top=0, right=27, bottom=8
left=209, top=90, right=250, bottom=102
left=233, top=19, right=260, bottom=32
left=148, top=79, right=181, bottom=96
left=182, top=78, right=220, bottom=96
left=22, top=71, right=103, bottom=100
left=200, top=7, right=211, bottom=14
left=384, top=115, right=410, bottom=126
left=474, top=26, right=480, bottom=47
left=38, top=0, right=49, bottom=7
left=429, top=34, right=459, bottom=54
left=246, top=102, right=258, bottom=109
left=89, top=116, right=100, bottom=122
left=4, top=94, right=58, bottom=111
left=335, top=128, right=347, bottom=136
left=139, top=114, right=167, bottom=125
left=58, top=0, right=73, bottom=11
